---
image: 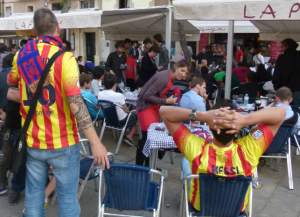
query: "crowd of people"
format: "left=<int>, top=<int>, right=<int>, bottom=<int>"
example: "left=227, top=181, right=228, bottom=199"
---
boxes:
left=1, top=7, right=300, bottom=217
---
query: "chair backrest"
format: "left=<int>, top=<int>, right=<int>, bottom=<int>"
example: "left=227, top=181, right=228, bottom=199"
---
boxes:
left=264, top=124, right=294, bottom=154
left=98, top=100, right=121, bottom=127
left=103, top=164, right=152, bottom=211
left=198, top=174, right=252, bottom=217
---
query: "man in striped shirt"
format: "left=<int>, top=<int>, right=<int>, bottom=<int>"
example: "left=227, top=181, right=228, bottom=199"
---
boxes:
left=160, top=99, right=286, bottom=213
left=7, top=8, right=109, bottom=217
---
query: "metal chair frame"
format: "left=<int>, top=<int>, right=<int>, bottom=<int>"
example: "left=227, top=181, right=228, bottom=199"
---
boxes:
left=98, top=100, right=138, bottom=155
left=179, top=172, right=253, bottom=217
left=98, top=166, right=168, bottom=217
left=254, top=125, right=294, bottom=190
left=83, top=97, right=103, bottom=126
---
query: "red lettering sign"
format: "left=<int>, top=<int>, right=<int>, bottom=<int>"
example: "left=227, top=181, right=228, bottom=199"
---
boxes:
left=270, top=41, right=282, bottom=60
left=289, top=3, right=300, bottom=18
left=260, top=4, right=276, bottom=18
left=244, top=5, right=255, bottom=19
left=28, top=20, right=33, bottom=28
left=199, top=33, right=209, bottom=51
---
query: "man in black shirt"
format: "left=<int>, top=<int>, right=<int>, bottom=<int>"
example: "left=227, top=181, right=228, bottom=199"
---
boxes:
left=196, top=47, right=208, bottom=65
left=105, top=41, right=127, bottom=90
left=205, top=45, right=213, bottom=66
left=239, top=71, right=266, bottom=98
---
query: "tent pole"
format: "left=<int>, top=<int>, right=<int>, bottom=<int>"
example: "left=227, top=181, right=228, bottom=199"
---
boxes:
left=165, top=6, right=172, bottom=70
left=225, top=21, right=234, bottom=99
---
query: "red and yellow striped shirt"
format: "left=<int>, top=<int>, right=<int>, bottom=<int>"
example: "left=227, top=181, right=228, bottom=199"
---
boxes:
left=173, top=123, right=273, bottom=211
left=8, top=39, right=80, bottom=149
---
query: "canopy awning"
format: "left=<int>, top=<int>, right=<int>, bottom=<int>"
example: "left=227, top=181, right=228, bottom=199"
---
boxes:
left=101, top=6, right=199, bottom=34
left=0, top=9, right=102, bottom=31
left=189, top=21, right=259, bottom=33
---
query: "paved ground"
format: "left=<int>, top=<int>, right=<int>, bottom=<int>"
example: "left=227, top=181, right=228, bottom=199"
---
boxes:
left=1, top=127, right=300, bottom=217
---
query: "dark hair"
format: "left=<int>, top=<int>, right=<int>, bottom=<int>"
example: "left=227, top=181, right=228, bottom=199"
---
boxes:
left=79, top=74, right=93, bottom=87
left=87, top=57, right=93, bottom=62
left=78, top=65, right=86, bottom=74
left=187, top=73, right=201, bottom=83
left=10, top=44, right=17, bottom=50
left=191, top=76, right=205, bottom=88
left=153, top=34, right=163, bottom=43
left=20, top=39, right=28, bottom=47
left=92, top=66, right=105, bottom=79
left=237, top=62, right=244, bottom=67
left=138, top=43, right=142, bottom=47
left=78, top=56, right=83, bottom=61
left=143, top=38, right=152, bottom=45
left=124, top=38, right=132, bottom=45
left=205, top=45, right=210, bottom=50
left=2, top=53, right=15, bottom=68
left=149, top=44, right=160, bottom=53
left=115, top=41, right=125, bottom=49
left=248, top=46, right=254, bottom=51
left=63, top=40, right=71, bottom=51
left=0, top=43, right=7, bottom=53
left=33, top=8, right=58, bottom=36
left=246, top=71, right=257, bottom=83
left=255, top=48, right=262, bottom=55
left=236, top=44, right=241, bottom=48
left=171, top=59, right=192, bottom=73
left=211, top=99, right=237, bottom=145
left=219, top=64, right=225, bottom=70
left=282, top=38, right=299, bottom=50
left=104, top=74, right=116, bottom=90
left=248, top=60, right=256, bottom=67
left=201, top=66, right=209, bottom=75
left=276, top=87, right=292, bottom=101
left=257, top=64, right=271, bottom=83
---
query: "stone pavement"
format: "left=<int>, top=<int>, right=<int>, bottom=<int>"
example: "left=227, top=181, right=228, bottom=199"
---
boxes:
left=1, top=128, right=300, bottom=217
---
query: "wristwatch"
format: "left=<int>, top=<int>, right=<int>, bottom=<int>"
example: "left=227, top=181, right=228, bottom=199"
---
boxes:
left=189, top=109, right=197, bottom=121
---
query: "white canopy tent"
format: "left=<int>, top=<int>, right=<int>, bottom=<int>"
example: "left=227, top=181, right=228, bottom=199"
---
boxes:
left=173, top=0, right=300, bottom=98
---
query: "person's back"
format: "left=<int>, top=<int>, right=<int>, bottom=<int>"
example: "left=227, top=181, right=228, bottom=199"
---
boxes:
left=232, top=64, right=250, bottom=83
left=7, top=8, right=109, bottom=217
left=214, top=71, right=225, bottom=82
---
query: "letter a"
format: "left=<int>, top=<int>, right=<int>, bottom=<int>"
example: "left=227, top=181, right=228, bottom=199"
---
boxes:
left=260, top=5, right=276, bottom=19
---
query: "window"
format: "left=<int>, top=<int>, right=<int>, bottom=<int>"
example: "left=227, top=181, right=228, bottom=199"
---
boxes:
left=81, top=1, right=94, bottom=9
left=52, top=3, right=63, bottom=11
left=27, top=6, right=34, bottom=12
left=119, top=0, right=130, bottom=8
left=5, top=6, right=12, bottom=17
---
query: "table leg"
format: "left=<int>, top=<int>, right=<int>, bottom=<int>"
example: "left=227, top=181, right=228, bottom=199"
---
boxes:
left=150, top=149, right=158, bottom=181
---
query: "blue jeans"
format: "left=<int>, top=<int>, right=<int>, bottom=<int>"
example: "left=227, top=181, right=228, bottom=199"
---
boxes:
left=10, top=130, right=26, bottom=193
left=25, top=144, right=81, bottom=217
left=181, top=157, right=192, bottom=193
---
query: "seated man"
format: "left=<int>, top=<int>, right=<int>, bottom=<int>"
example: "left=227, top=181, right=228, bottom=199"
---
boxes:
left=180, top=76, right=207, bottom=112
left=221, top=72, right=240, bottom=96
left=90, top=66, right=105, bottom=99
left=232, top=62, right=250, bottom=83
left=214, top=69, right=226, bottom=83
left=239, top=71, right=266, bottom=98
left=160, top=99, right=286, bottom=213
left=80, top=74, right=104, bottom=120
left=98, top=74, right=138, bottom=146
left=270, top=87, right=300, bottom=126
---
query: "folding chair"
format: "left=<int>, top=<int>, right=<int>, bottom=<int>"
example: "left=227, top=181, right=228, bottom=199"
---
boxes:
left=254, top=124, right=294, bottom=189
left=98, top=164, right=168, bottom=217
left=180, top=172, right=253, bottom=217
left=98, top=100, right=138, bottom=155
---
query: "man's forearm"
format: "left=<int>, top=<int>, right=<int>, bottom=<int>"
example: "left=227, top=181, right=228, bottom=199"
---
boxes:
left=67, top=95, right=99, bottom=144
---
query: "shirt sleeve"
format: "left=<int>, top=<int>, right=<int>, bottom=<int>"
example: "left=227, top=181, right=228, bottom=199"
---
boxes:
left=173, top=124, right=205, bottom=161
left=8, top=52, right=19, bottom=86
left=237, top=123, right=274, bottom=158
left=62, top=53, right=81, bottom=97
left=117, top=93, right=126, bottom=105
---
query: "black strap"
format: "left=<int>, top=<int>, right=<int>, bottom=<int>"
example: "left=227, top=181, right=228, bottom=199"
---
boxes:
left=21, top=50, right=66, bottom=135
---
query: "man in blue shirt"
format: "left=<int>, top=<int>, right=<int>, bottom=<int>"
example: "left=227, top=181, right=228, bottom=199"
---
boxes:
left=180, top=76, right=208, bottom=112
left=80, top=74, right=104, bottom=120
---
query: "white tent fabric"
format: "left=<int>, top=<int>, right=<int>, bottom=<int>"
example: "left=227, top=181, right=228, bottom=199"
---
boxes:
left=189, top=21, right=258, bottom=33
left=0, top=9, right=102, bottom=30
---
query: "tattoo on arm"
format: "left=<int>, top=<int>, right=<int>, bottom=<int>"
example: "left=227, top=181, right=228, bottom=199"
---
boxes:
left=67, top=94, right=93, bottom=131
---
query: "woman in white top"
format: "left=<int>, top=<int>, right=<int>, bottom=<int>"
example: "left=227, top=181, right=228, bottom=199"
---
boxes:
left=253, top=48, right=264, bottom=65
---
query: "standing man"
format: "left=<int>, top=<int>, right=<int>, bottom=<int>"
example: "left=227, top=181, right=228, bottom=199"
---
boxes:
left=142, top=38, right=152, bottom=58
left=105, top=41, right=127, bottom=90
left=243, top=46, right=254, bottom=67
left=128, top=42, right=138, bottom=60
left=123, top=38, right=132, bottom=57
left=205, top=45, right=213, bottom=66
left=196, top=47, right=208, bottom=65
left=235, top=44, right=243, bottom=64
left=7, top=8, right=109, bottom=217
left=137, top=44, right=142, bottom=62
left=153, top=34, right=169, bottom=71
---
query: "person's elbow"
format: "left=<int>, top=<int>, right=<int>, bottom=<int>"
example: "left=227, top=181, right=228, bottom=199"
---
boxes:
left=7, top=89, right=20, bottom=103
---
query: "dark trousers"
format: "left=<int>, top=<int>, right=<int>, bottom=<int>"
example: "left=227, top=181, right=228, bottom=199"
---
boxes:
left=0, top=130, right=26, bottom=192
left=136, top=131, right=149, bottom=167
left=126, top=78, right=136, bottom=92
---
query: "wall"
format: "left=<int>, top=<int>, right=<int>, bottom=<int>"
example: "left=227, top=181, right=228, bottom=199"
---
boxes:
left=102, top=0, right=118, bottom=10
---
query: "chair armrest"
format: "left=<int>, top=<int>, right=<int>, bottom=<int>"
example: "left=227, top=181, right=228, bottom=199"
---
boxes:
left=150, top=169, right=168, bottom=181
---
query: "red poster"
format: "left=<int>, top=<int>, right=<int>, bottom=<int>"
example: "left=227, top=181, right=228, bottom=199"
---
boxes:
left=270, top=41, right=282, bottom=60
left=199, top=33, right=209, bottom=51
